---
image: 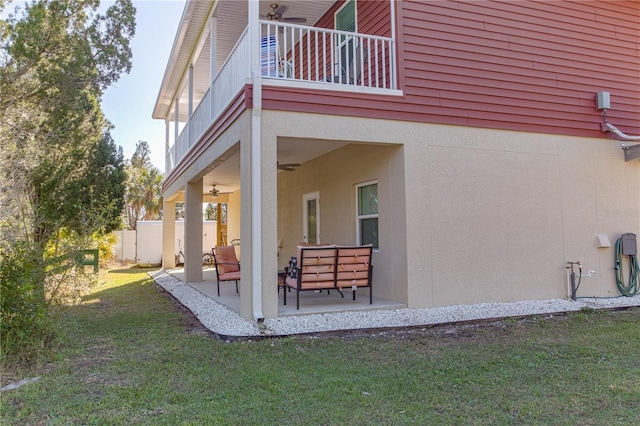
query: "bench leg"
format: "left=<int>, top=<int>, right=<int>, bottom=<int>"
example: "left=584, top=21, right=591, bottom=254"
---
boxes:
left=296, top=289, right=300, bottom=310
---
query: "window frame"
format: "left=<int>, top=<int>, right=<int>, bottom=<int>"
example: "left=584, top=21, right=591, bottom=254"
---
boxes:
left=334, top=0, right=357, bottom=33
left=302, top=191, right=320, bottom=245
left=334, top=0, right=358, bottom=79
left=355, top=180, right=378, bottom=250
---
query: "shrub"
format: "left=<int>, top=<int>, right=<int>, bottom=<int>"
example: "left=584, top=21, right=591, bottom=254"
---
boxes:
left=0, top=242, right=53, bottom=365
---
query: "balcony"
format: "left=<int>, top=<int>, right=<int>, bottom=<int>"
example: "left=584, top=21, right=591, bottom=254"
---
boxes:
left=166, top=21, right=397, bottom=173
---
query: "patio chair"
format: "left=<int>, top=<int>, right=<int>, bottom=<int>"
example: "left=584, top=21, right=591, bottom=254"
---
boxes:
left=212, top=246, right=240, bottom=297
left=326, top=44, right=368, bottom=85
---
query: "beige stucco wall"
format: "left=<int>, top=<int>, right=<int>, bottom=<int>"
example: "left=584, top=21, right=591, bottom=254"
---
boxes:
left=164, top=107, right=638, bottom=317
left=267, top=110, right=639, bottom=309
left=277, top=143, right=407, bottom=304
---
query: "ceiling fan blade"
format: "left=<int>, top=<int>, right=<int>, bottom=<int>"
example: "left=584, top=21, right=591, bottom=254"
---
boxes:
left=275, top=5, right=288, bottom=16
left=283, top=17, right=307, bottom=23
left=278, top=163, right=301, bottom=168
left=278, top=166, right=296, bottom=172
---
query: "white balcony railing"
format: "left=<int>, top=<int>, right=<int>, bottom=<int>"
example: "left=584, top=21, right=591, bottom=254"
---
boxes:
left=261, top=21, right=396, bottom=90
left=167, top=23, right=396, bottom=172
left=167, top=28, right=251, bottom=172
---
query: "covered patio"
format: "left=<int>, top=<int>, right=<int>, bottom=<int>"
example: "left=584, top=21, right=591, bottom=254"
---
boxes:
left=166, top=267, right=405, bottom=317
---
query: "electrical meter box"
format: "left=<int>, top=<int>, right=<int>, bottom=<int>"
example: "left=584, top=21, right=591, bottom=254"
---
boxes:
left=621, top=233, right=637, bottom=256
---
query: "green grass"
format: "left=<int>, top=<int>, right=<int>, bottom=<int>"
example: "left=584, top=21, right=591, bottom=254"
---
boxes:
left=2, top=268, right=639, bottom=425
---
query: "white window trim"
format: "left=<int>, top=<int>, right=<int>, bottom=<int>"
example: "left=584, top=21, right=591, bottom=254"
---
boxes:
left=334, top=0, right=358, bottom=33
left=355, top=180, right=378, bottom=250
left=302, top=191, right=320, bottom=244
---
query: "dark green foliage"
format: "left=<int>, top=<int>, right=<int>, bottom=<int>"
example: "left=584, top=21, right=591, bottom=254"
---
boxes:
left=0, top=242, right=52, bottom=364
left=123, top=140, right=163, bottom=229
left=0, top=0, right=135, bottom=365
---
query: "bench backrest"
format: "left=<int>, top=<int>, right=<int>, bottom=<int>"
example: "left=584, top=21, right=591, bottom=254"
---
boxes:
left=295, top=245, right=373, bottom=290
left=336, top=246, right=373, bottom=289
left=297, top=246, right=337, bottom=290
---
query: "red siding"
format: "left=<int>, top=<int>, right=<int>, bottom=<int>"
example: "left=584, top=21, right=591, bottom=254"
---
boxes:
left=264, top=0, right=639, bottom=139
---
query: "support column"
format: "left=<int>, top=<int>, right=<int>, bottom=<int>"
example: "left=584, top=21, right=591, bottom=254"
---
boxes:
left=210, top=16, right=218, bottom=83
left=162, top=199, right=176, bottom=269
left=164, top=119, right=171, bottom=172
left=188, top=64, right=194, bottom=118
left=174, top=97, right=180, bottom=144
left=184, top=178, right=203, bottom=282
left=238, top=0, right=278, bottom=321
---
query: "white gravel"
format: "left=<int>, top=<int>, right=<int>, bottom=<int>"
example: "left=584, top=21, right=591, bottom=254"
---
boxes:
left=150, top=270, right=640, bottom=339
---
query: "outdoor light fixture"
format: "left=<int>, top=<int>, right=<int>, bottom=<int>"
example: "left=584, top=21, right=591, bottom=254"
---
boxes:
left=596, top=91, right=640, bottom=161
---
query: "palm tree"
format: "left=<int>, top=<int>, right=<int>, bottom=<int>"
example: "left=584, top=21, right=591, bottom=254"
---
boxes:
left=123, top=141, right=163, bottom=229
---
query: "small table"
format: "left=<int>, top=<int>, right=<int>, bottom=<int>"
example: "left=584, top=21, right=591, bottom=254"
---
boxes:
left=278, top=269, right=286, bottom=286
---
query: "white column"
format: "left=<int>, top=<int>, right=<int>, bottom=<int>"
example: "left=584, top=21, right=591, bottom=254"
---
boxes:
left=165, top=119, right=170, bottom=173
left=210, top=16, right=218, bottom=84
left=174, top=98, right=179, bottom=144
left=248, top=0, right=270, bottom=321
left=390, top=0, right=397, bottom=89
left=184, top=178, right=203, bottom=282
left=162, top=199, right=176, bottom=269
left=188, top=64, right=194, bottom=118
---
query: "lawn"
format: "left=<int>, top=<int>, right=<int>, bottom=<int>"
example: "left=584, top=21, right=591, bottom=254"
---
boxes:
left=2, top=268, right=639, bottom=425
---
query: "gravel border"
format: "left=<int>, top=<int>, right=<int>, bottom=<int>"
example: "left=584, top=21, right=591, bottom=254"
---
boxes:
left=150, top=270, right=640, bottom=339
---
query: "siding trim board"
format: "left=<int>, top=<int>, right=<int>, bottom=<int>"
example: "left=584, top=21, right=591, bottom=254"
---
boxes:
left=162, top=87, right=249, bottom=192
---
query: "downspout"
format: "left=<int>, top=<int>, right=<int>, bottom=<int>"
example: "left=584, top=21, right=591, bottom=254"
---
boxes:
left=601, top=122, right=640, bottom=141
left=596, top=92, right=640, bottom=161
left=249, top=0, right=264, bottom=321
left=601, top=119, right=640, bottom=162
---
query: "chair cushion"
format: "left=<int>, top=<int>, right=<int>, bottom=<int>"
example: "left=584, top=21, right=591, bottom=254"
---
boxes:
left=214, top=246, right=240, bottom=274
left=219, top=271, right=241, bottom=281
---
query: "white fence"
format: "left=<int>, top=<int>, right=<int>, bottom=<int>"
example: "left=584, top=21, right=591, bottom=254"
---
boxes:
left=112, top=221, right=218, bottom=265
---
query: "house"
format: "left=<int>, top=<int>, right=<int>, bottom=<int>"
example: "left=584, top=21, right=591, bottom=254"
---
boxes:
left=153, top=0, right=640, bottom=321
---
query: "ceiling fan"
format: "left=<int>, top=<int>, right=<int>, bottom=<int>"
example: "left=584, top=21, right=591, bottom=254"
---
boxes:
left=277, top=161, right=301, bottom=172
left=262, top=3, right=307, bottom=23
left=206, top=184, right=231, bottom=198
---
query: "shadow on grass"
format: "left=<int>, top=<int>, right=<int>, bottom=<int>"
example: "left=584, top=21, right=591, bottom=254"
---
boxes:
left=69, top=268, right=213, bottom=342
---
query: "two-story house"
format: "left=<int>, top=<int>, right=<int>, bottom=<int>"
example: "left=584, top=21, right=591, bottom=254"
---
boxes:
left=153, top=0, right=639, bottom=321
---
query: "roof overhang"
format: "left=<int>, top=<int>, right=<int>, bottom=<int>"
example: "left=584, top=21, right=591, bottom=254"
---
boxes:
left=152, top=0, right=215, bottom=120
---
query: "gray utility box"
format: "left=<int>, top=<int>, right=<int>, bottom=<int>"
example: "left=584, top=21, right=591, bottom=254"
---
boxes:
left=621, top=233, right=637, bottom=256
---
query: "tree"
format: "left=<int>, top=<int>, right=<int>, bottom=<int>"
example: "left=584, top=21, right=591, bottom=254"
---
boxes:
left=0, top=0, right=135, bottom=363
left=1, top=0, right=135, bottom=245
left=123, top=140, right=163, bottom=230
left=205, top=203, right=216, bottom=220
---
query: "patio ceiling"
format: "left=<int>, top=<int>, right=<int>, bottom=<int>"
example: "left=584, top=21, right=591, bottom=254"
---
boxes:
left=198, top=137, right=351, bottom=196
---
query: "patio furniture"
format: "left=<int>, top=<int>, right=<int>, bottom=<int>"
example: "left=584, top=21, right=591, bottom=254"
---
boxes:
left=212, top=246, right=241, bottom=297
left=326, top=45, right=368, bottom=85
left=283, top=245, right=373, bottom=309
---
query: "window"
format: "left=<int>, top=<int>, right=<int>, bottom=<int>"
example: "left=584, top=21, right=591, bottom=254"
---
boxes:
left=356, top=181, right=378, bottom=249
left=334, top=0, right=357, bottom=77
left=335, top=0, right=356, bottom=33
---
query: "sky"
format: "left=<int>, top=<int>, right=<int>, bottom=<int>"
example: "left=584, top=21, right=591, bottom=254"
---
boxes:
left=101, top=0, right=186, bottom=171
